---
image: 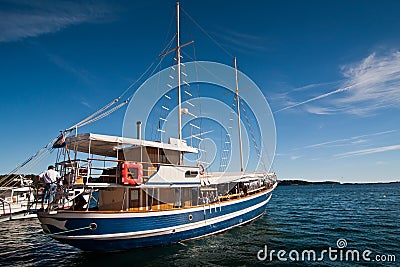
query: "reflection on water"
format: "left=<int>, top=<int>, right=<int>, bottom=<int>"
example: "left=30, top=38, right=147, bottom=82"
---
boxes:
left=0, top=183, right=398, bottom=266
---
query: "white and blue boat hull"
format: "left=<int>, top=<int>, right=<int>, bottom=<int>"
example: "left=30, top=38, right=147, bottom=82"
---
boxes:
left=38, top=191, right=273, bottom=252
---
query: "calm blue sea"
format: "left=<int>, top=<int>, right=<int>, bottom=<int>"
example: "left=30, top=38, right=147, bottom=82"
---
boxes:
left=0, top=183, right=398, bottom=266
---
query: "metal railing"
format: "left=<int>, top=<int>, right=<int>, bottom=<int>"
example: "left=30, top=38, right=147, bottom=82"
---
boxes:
left=0, top=198, right=12, bottom=220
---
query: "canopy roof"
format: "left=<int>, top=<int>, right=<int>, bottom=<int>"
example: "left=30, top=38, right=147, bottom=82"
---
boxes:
left=65, top=133, right=198, bottom=157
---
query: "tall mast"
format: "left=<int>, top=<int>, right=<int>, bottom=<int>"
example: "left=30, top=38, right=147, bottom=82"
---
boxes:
left=234, top=57, right=244, bottom=172
left=176, top=2, right=182, bottom=141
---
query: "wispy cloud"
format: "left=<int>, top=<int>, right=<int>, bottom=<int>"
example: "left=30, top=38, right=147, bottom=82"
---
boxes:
left=335, top=51, right=400, bottom=114
left=274, top=83, right=355, bottom=113
left=46, top=53, right=95, bottom=83
left=335, top=144, right=400, bottom=158
left=267, top=91, right=297, bottom=110
left=0, top=1, right=115, bottom=42
left=302, top=130, right=397, bottom=149
left=351, top=139, right=367, bottom=144
left=304, top=106, right=343, bottom=115
left=291, top=80, right=343, bottom=92
left=81, top=101, right=92, bottom=109
left=275, top=51, right=400, bottom=115
left=213, top=28, right=270, bottom=53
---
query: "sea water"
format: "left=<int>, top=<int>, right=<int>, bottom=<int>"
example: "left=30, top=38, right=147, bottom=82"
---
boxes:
left=0, top=183, right=398, bottom=266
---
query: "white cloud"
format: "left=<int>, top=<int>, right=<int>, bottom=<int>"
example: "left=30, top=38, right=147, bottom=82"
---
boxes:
left=81, top=101, right=92, bottom=108
left=301, top=130, right=397, bottom=149
left=46, top=53, right=94, bottom=83
left=275, top=51, right=400, bottom=115
left=304, top=106, right=343, bottom=115
left=335, top=144, right=400, bottom=158
left=213, top=28, right=270, bottom=53
left=268, top=91, right=298, bottom=110
left=335, top=51, right=400, bottom=114
left=274, top=83, right=355, bottom=113
left=0, top=1, right=114, bottom=42
left=351, top=139, right=367, bottom=144
left=291, top=80, right=343, bottom=92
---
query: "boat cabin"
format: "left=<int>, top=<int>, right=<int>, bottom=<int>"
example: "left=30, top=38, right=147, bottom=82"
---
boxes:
left=55, top=133, right=209, bottom=211
left=58, top=133, right=198, bottom=184
left=52, top=133, right=274, bottom=213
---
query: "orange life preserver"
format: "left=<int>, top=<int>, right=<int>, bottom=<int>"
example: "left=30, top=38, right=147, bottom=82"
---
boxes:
left=121, top=161, right=143, bottom=185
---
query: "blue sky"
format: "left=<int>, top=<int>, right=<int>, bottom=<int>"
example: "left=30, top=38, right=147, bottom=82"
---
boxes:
left=0, top=0, right=399, bottom=183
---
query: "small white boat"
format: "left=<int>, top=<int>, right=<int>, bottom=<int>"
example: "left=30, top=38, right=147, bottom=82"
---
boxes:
left=0, top=177, right=84, bottom=222
left=0, top=186, right=37, bottom=222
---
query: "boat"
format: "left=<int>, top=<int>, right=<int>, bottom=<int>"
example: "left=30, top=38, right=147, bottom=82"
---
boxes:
left=36, top=2, right=278, bottom=252
left=0, top=177, right=38, bottom=222
left=0, top=175, right=82, bottom=222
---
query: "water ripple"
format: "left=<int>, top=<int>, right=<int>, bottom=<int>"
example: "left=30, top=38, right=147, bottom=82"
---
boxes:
left=0, top=184, right=398, bottom=266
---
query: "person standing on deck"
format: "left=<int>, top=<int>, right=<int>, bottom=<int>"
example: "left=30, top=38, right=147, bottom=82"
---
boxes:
left=39, top=165, right=60, bottom=208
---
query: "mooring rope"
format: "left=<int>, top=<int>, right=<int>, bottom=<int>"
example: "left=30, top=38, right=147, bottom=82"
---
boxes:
left=46, top=223, right=97, bottom=236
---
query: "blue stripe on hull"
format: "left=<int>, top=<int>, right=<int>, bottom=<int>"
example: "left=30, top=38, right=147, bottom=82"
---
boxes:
left=39, top=192, right=272, bottom=252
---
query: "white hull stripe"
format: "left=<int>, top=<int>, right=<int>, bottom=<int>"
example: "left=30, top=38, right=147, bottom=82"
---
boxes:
left=55, top=194, right=272, bottom=240
left=183, top=212, right=264, bottom=242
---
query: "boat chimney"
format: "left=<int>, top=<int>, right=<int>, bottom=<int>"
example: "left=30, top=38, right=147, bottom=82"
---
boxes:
left=136, top=121, right=142, bottom=140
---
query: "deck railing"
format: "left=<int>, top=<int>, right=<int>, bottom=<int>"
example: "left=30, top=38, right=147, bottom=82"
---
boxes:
left=0, top=198, right=12, bottom=220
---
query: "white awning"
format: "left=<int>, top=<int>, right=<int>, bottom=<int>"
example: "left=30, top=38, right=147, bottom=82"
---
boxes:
left=65, top=133, right=198, bottom=157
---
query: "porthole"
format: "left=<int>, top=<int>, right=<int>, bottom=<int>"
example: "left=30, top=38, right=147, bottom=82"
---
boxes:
left=188, top=214, right=193, bottom=221
left=89, top=223, right=97, bottom=231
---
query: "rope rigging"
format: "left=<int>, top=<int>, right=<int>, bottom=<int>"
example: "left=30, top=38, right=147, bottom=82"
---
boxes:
left=66, top=98, right=119, bottom=132
left=1, top=35, right=180, bottom=185
left=180, top=7, right=234, bottom=59
left=240, top=98, right=271, bottom=172
left=3, top=6, right=262, bottom=186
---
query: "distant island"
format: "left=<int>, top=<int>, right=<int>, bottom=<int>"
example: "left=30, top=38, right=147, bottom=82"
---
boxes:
left=278, top=180, right=400, bottom=186
left=278, top=180, right=340, bottom=186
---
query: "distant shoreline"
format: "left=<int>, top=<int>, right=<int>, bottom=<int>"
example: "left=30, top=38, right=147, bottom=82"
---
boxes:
left=278, top=180, right=400, bottom=186
left=1, top=175, right=398, bottom=187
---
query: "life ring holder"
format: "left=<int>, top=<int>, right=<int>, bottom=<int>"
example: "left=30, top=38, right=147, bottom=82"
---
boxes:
left=197, top=163, right=205, bottom=175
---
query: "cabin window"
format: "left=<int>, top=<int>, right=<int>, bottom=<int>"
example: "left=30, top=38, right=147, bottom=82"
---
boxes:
left=0, top=190, right=11, bottom=199
left=174, top=188, right=182, bottom=207
left=130, top=189, right=139, bottom=200
left=191, top=187, right=199, bottom=206
left=160, top=151, right=167, bottom=163
left=146, top=147, right=158, bottom=163
left=145, top=147, right=171, bottom=164
left=185, top=171, right=198, bottom=178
